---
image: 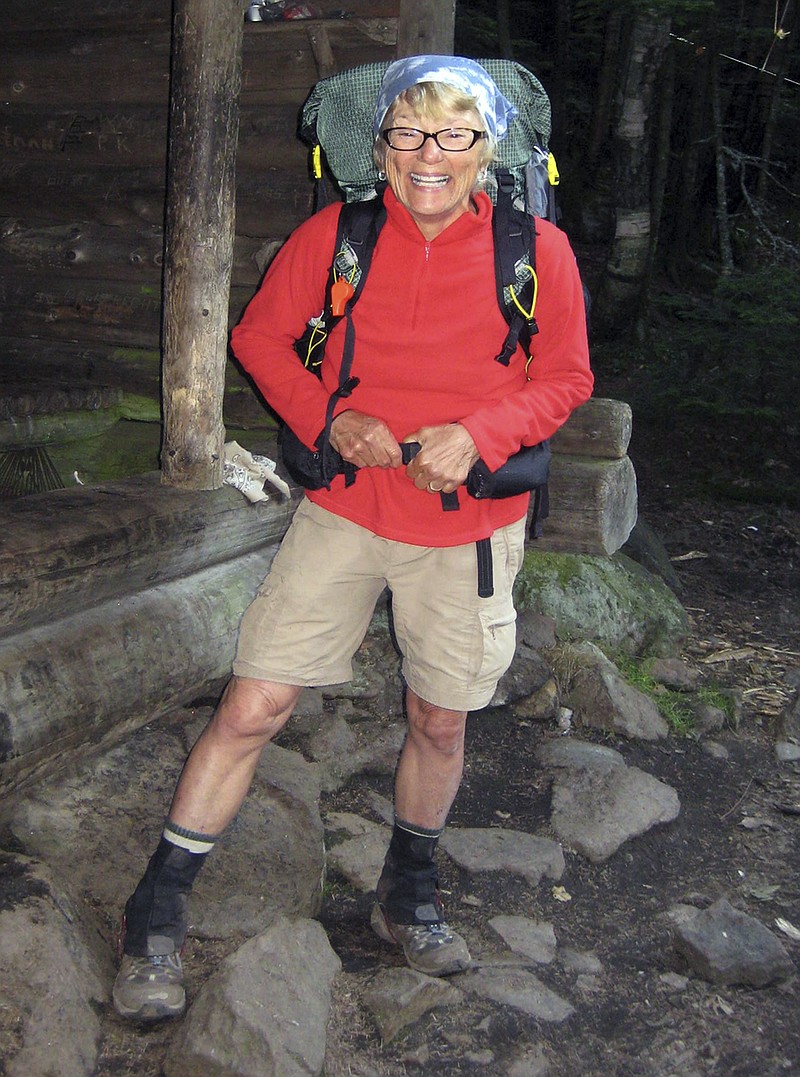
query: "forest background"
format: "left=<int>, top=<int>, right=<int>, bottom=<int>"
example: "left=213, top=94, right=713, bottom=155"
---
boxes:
left=454, top=0, right=800, bottom=511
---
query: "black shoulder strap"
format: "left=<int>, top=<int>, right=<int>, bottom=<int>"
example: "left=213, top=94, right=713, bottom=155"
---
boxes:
left=318, top=190, right=386, bottom=486
left=294, top=188, right=386, bottom=376
left=326, top=188, right=387, bottom=324
left=492, top=168, right=539, bottom=366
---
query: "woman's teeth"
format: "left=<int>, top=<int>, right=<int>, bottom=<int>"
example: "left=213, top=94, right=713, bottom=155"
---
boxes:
left=410, top=174, right=449, bottom=188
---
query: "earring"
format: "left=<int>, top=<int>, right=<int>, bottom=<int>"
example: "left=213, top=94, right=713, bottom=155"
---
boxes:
left=377, top=170, right=386, bottom=181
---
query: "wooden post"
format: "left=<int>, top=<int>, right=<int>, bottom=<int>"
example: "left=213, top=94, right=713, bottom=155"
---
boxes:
left=161, top=0, right=244, bottom=489
left=397, top=0, right=455, bottom=57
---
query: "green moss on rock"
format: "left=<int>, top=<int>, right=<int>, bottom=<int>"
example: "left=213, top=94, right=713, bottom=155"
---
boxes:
left=514, top=549, right=688, bottom=658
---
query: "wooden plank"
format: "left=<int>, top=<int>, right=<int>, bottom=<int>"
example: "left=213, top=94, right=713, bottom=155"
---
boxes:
left=0, top=270, right=255, bottom=344
left=1, top=158, right=310, bottom=235
left=312, top=1, right=400, bottom=14
left=1, top=29, right=173, bottom=107
left=4, top=0, right=170, bottom=34
left=307, top=23, right=337, bottom=78
left=0, top=338, right=162, bottom=399
left=2, top=0, right=398, bottom=35
left=235, top=172, right=316, bottom=236
left=0, top=217, right=272, bottom=290
left=0, top=336, right=270, bottom=429
left=0, top=274, right=162, bottom=347
left=0, top=467, right=299, bottom=635
left=550, top=398, right=633, bottom=459
left=0, top=162, right=167, bottom=227
left=0, top=219, right=164, bottom=284
left=0, top=103, right=168, bottom=166
left=536, top=454, right=638, bottom=556
left=240, top=21, right=397, bottom=101
left=1, top=102, right=309, bottom=172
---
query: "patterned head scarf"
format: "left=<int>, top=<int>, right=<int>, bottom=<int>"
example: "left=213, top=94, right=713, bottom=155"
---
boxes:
left=373, top=55, right=517, bottom=143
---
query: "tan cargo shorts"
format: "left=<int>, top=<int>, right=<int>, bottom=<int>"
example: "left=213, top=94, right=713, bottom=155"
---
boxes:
left=233, top=499, right=526, bottom=712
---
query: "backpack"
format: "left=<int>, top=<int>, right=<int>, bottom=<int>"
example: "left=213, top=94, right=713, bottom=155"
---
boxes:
left=279, top=59, right=560, bottom=560
left=300, top=59, right=558, bottom=217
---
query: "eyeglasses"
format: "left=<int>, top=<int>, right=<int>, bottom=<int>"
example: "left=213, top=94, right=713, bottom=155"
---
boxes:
left=381, top=127, right=487, bottom=153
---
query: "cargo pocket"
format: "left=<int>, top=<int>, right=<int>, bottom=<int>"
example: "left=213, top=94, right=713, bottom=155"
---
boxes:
left=476, top=605, right=518, bottom=687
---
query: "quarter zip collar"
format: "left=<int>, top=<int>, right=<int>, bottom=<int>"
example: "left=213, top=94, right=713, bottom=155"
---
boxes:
left=382, top=185, right=493, bottom=247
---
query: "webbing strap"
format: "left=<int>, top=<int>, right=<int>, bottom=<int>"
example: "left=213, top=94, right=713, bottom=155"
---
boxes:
left=492, top=168, right=538, bottom=365
left=321, top=308, right=359, bottom=487
left=476, top=537, right=494, bottom=598
left=316, top=194, right=387, bottom=488
left=400, top=441, right=459, bottom=512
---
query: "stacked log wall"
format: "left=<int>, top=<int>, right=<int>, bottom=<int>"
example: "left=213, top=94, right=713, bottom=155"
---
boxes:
left=0, top=0, right=401, bottom=412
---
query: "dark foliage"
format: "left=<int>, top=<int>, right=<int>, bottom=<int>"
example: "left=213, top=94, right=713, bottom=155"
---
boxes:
left=455, top=0, right=800, bottom=505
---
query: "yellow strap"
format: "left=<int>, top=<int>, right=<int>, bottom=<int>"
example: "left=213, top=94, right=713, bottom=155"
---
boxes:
left=548, top=151, right=560, bottom=187
left=508, top=266, right=539, bottom=321
left=312, top=144, right=322, bottom=180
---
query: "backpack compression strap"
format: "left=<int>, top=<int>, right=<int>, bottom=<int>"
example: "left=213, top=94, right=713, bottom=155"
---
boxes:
left=319, top=193, right=387, bottom=487
left=492, top=168, right=539, bottom=366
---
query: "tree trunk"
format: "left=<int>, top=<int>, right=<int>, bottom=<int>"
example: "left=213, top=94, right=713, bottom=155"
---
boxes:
left=496, top=0, right=514, bottom=59
left=666, top=38, right=709, bottom=283
left=161, top=0, right=243, bottom=490
left=397, top=0, right=454, bottom=56
left=709, top=19, right=734, bottom=275
left=550, top=0, right=573, bottom=141
left=592, top=9, right=671, bottom=339
left=647, top=40, right=674, bottom=286
left=585, top=4, right=623, bottom=172
left=755, top=1, right=798, bottom=202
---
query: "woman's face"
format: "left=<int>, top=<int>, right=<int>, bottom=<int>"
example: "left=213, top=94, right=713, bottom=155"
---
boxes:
left=382, top=102, right=486, bottom=241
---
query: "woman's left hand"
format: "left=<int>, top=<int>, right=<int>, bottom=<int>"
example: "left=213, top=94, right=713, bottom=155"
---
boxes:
left=402, top=423, right=480, bottom=494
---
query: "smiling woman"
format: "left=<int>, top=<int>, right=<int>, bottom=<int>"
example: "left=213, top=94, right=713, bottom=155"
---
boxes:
left=112, top=53, right=593, bottom=1024
left=376, top=97, right=488, bottom=240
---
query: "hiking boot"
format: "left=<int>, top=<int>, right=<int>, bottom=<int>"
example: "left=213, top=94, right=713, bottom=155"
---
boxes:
left=112, top=938, right=185, bottom=1022
left=370, top=900, right=472, bottom=976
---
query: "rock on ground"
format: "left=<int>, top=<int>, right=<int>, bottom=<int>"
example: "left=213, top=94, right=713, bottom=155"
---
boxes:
left=163, top=917, right=341, bottom=1077
left=672, top=897, right=795, bottom=987
left=0, top=853, right=112, bottom=1077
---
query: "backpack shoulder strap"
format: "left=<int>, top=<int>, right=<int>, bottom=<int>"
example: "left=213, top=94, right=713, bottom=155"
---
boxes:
left=294, top=189, right=387, bottom=376
left=330, top=190, right=387, bottom=317
left=492, top=167, right=539, bottom=366
left=318, top=192, right=386, bottom=487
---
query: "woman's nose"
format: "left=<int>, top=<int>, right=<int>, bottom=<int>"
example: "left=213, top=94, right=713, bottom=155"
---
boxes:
left=418, top=136, right=444, bottom=162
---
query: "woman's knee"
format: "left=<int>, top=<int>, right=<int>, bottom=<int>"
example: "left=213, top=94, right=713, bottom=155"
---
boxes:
left=406, top=691, right=467, bottom=755
left=212, top=676, right=301, bottom=741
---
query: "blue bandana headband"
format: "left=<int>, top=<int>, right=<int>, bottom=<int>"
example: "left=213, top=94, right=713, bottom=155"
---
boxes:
left=373, top=55, right=517, bottom=143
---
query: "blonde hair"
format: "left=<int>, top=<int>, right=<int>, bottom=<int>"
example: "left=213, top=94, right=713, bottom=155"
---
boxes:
left=373, top=81, right=496, bottom=174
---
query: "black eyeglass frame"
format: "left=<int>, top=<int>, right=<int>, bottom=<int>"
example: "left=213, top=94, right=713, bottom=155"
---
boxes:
left=380, top=127, right=487, bottom=152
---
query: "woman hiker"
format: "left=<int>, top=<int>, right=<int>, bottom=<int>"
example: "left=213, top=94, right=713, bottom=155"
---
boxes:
left=112, top=54, right=593, bottom=1022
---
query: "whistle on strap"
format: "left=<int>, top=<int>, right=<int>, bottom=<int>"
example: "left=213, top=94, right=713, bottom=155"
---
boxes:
left=330, top=277, right=355, bottom=316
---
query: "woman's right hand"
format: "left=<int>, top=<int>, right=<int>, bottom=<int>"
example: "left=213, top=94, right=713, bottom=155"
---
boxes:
left=329, top=410, right=402, bottom=469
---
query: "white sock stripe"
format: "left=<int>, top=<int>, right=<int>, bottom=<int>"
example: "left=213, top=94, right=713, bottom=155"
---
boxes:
left=163, top=824, right=217, bottom=854
left=394, top=818, right=442, bottom=839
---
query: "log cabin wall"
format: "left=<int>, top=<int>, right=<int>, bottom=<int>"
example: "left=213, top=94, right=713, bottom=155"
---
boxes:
left=0, top=0, right=428, bottom=425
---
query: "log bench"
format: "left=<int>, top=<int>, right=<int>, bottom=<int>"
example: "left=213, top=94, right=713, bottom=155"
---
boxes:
left=0, top=398, right=635, bottom=801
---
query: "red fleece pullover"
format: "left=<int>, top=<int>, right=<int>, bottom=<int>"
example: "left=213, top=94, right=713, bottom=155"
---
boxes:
left=231, top=187, right=593, bottom=546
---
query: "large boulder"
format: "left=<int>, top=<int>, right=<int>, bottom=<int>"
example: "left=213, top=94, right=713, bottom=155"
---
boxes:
left=514, top=550, right=688, bottom=657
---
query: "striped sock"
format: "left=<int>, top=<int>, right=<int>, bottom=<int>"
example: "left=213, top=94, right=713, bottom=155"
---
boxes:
left=162, top=819, right=219, bottom=855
